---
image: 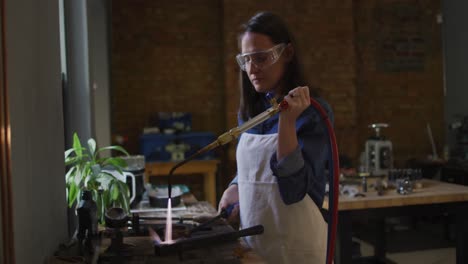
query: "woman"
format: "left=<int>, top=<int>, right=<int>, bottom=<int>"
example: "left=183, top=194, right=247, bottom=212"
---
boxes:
left=218, top=11, right=333, bottom=263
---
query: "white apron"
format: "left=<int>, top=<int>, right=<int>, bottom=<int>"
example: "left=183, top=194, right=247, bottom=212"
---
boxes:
left=237, top=133, right=327, bottom=264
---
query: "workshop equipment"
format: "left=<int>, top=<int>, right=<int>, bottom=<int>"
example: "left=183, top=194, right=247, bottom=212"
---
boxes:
left=153, top=224, right=264, bottom=256
left=97, top=207, right=264, bottom=260
left=388, top=168, right=423, bottom=195
left=449, top=115, right=468, bottom=160
left=156, top=112, right=192, bottom=133
left=186, top=202, right=237, bottom=235
left=365, top=123, right=393, bottom=176
left=121, top=155, right=146, bottom=208
left=140, top=132, right=216, bottom=162
left=102, top=207, right=134, bottom=256
left=145, top=184, right=184, bottom=208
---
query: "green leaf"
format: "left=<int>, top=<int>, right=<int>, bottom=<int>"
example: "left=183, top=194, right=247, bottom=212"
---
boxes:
left=82, top=163, right=95, bottom=188
left=104, top=189, right=111, bottom=209
left=100, top=190, right=107, bottom=211
left=65, top=153, right=89, bottom=166
left=65, top=156, right=80, bottom=166
left=99, top=171, right=115, bottom=179
left=122, top=180, right=130, bottom=197
left=84, top=175, right=92, bottom=189
left=88, top=138, right=97, bottom=157
left=97, top=145, right=130, bottom=156
left=76, top=189, right=82, bottom=206
left=91, top=164, right=101, bottom=177
left=65, top=167, right=76, bottom=182
left=68, top=183, right=78, bottom=208
left=74, top=169, right=83, bottom=186
left=91, top=189, right=98, bottom=201
left=72, top=133, right=82, bottom=157
left=92, top=189, right=102, bottom=220
left=119, top=193, right=129, bottom=214
left=96, top=172, right=112, bottom=190
left=101, top=158, right=127, bottom=175
left=64, top=148, right=74, bottom=159
left=117, top=181, right=130, bottom=213
left=110, top=182, right=119, bottom=201
left=99, top=190, right=105, bottom=223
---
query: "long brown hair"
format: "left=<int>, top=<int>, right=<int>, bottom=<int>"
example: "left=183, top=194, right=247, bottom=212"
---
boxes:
left=238, top=11, right=318, bottom=121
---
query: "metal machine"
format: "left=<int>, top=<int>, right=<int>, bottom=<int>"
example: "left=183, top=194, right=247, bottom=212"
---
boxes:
left=365, top=123, right=393, bottom=176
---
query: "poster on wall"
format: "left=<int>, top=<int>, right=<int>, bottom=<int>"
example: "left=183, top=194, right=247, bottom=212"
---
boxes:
left=374, top=2, right=429, bottom=72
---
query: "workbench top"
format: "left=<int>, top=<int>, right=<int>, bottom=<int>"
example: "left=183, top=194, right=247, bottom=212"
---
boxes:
left=323, top=179, right=468, bottom=211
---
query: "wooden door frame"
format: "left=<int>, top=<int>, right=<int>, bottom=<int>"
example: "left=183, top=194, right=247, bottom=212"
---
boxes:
left=0, top=0, right=15, bottom=262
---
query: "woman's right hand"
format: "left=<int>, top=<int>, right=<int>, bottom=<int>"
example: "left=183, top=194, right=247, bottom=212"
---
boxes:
left=218, top=184, right=240, bottom=225
left=282, top=86, right=311, bottom=121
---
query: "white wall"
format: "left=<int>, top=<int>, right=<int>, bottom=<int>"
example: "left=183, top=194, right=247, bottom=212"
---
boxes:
left=88, top=0, right=111, bottom=149
left=6, top=0, right=68, bottom=263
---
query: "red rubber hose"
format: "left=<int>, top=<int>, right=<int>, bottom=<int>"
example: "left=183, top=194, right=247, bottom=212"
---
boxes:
left=280, top=99, right=340, bottom=264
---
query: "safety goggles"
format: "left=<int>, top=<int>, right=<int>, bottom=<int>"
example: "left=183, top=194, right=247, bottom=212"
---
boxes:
left=236, top=43, right=287, bottom=71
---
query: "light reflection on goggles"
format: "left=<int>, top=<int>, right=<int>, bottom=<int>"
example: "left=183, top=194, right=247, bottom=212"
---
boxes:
left=236, top=43, right=286, bottom=71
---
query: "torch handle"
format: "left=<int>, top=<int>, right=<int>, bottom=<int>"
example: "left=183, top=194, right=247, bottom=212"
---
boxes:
left=235, top=225, right=264, bottom=238
left=220, top=201, right=239, bottom=219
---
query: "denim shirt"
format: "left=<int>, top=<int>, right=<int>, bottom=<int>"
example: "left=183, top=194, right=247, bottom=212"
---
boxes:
left=230, top=95, right=334, bottom=209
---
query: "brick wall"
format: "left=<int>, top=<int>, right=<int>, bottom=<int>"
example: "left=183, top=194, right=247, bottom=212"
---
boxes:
left=111, top=0, right=443, bottom=188
left=355, top=0, right=443, bottom=166
left=111, top=0, right=225, bottom=154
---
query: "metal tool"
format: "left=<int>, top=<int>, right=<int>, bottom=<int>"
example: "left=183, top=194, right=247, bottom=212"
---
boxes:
left=187, top=202, right=238, bottom=235
left=364, top=123, right=393, bottom=176
left=154, top=224, right=264, bottom=256
left=396, top=178, right=413, bottom=195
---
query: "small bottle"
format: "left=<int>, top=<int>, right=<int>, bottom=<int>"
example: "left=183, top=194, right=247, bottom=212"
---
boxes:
left=362, top=176, right=367, bottom=192
left=77, top=190, right=98, bottom=241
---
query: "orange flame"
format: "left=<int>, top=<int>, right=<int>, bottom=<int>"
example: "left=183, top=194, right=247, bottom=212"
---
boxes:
left=148, top=226, right=162, bottom=244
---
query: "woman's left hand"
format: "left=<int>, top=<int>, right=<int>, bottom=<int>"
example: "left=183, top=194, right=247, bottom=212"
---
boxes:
left=281, top=86, right=311, bottom=121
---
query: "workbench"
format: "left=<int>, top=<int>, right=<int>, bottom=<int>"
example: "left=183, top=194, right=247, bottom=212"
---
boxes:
left=324, top=179, right=468, bottom=264
left=111, top=195, right=264, bottom=263
left=50, top=194, right=265, bottom=264
left=145, top=159, right=220, bottom=207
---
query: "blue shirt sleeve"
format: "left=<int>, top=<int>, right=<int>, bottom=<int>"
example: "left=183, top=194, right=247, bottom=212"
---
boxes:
left=270, top=99, right=334, bottom=208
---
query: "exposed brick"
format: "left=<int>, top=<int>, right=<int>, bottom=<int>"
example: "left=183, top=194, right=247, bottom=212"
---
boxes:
left=111, top=0, right=443, bottom=189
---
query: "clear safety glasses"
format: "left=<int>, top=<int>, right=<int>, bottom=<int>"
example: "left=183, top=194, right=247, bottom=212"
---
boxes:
left=236, top=43, right=286, bottom=71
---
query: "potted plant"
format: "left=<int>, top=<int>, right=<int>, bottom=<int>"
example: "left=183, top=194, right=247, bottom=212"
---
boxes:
left=65, top=132, right=131, bottom=223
